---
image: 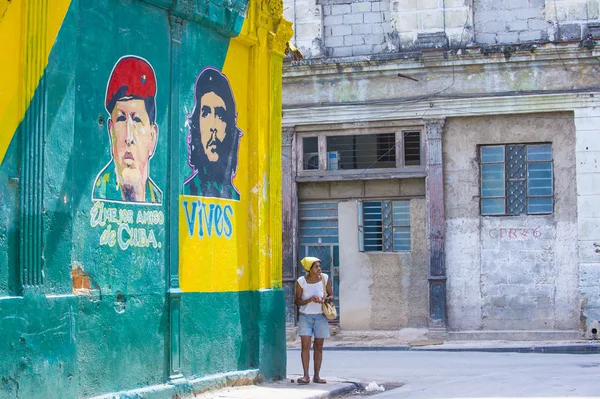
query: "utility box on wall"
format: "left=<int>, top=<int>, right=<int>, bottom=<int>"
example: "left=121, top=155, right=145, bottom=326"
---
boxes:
left=0, top=1, right=292, bottom=398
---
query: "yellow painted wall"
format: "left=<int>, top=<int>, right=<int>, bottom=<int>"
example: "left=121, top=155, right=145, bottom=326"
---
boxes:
left=0, top=0, right=71, bottom=163
left=178, top=2, right=292, bottom=293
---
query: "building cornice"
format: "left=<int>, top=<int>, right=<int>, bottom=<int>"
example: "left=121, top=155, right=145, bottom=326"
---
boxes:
left=282, top=91, right=600, bottom=127
left=283, top=42, right=600, bottom=81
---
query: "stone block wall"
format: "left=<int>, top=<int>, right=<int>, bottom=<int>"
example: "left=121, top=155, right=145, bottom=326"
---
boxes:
left=322, top=0, right=393, bottom=56
left=284, top=0, right=600, bottom=58
left=547, top=0, right=600, bottom=40
left=390, top=0, right=473, bottom=49
left=283, top=0, right=326, bottom=58
left=474, top=0, right=548, bottom=44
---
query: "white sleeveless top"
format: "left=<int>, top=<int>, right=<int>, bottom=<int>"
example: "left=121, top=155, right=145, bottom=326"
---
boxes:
left=297, top=273, right=328, bottom=314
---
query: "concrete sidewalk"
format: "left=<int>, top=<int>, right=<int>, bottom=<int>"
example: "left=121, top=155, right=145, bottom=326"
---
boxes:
left=192, top=376, right=360, bottom=399
left=310, top=339, right=600, bottom=353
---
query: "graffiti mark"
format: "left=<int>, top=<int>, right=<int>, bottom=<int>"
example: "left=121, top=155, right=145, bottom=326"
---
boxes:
left=92, top=55, right=162, bottom=204
left=488, top=227, right=542, bottom=239
left=0, top=0, right=11, bottom=23
left=184, top=67, right=241, bottom=200
left=90, top=201, right=164, bottom=250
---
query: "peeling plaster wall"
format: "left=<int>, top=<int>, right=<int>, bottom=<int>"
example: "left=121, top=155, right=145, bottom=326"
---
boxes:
left=282, top=45, right=600, bottom=109
left=443, top=113, right=579, bottom=332
left=297, top=178, right=426, bottom=200
left=299, top=179, right=428, bottom=330
left=574, top=107, right=600, bottom=338
left=338, top=198, right=428, bottom=330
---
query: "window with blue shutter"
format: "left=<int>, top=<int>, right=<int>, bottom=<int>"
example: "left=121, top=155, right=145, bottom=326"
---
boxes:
left=480, top=144, right=553, bottom=216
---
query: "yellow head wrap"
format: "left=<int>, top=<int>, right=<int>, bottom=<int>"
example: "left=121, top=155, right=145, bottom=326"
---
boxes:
left=300, top=256, right=321, bottom=272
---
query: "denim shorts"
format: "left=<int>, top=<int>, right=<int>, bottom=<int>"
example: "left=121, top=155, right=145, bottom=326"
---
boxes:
left=298, top=313, right=330, bottom=339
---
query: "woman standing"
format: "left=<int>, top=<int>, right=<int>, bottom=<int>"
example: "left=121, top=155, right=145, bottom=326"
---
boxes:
left=295, top=256, right=334, bottom=384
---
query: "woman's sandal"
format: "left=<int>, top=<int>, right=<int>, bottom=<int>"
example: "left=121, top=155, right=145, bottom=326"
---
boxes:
left=297, top=377, right=310, bottom=384
left=313, top=377, right=327, bottom=384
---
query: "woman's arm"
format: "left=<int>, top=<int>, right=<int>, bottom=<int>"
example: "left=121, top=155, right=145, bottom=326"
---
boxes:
left=325, top=277, right=334, bottom=303
left=295, top=281, right=312, bottom=306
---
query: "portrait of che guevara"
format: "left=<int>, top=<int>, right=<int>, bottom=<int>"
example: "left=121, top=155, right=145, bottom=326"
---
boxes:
left=183, top=67, right=241, bottom=201
left=93, top=55, right=163, bottom=204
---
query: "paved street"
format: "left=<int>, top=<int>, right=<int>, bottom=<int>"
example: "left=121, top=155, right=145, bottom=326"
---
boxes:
left=287, top=349, right=600, bottom=398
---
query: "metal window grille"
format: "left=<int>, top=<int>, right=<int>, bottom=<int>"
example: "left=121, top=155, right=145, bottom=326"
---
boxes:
left=480, top=144, right=553, bottom=216
left=403, top=131, right=421, bottom=166
left=327, top=134, right=396, bottom=171
left=506, top=144, right=527, bottom=215
left=359, top=200, right=411, bottom=252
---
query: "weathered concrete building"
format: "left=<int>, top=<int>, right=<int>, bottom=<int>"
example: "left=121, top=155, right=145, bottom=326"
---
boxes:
left=0, top=0, right=291, bottom=398
left=282, top=0, right=600, bottom=340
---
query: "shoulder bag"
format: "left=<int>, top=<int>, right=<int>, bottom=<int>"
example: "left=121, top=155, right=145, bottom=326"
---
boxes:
left=321, top=274, right=337, bottom=320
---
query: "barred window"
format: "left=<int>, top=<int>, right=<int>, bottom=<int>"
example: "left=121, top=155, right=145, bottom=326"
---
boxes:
left=359, top=200, right=411, bottom=252
left=326, top=133, right=396, bottom=171
left=480, top=144, right=553, bottom=216
left=298, top=128, right=423, bottom=176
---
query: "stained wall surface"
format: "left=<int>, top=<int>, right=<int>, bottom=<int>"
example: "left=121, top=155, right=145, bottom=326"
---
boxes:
left=443, top=113, right=579, bottom=332
left=297, top=179, right=428, bottom=330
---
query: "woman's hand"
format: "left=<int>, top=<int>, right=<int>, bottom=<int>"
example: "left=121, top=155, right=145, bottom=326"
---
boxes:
left=310, top=295, right=323, bottom=304
left=323, top=295, right=333, bottom=304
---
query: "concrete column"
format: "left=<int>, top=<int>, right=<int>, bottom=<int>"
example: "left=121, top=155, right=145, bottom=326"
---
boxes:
left=424, top=118, right=447, bottom=334
left=281, top=126, right=298, bottom=325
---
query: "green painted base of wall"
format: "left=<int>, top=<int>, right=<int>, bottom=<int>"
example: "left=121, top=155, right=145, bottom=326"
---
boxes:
left=0, top=289, right=286, bottom=399
left=257, top=288, right=287, bottom=380
left=0, top=293, right=78, bottom=399
left=180, top=288, right=286, bottom=381
left=77, top=293, right=168, bottom=398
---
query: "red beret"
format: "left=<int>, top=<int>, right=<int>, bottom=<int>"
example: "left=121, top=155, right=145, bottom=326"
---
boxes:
left=105, top=56, right=156, bottom=111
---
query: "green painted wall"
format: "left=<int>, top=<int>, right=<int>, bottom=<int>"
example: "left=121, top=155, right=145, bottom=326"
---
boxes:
left=180, top=290, right=286, bottom=380
left=0, top=0, right=289, bottom=397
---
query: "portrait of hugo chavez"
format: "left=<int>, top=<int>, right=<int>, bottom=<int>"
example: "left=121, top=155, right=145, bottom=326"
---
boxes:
left=93, top=55, right=163, bottom=205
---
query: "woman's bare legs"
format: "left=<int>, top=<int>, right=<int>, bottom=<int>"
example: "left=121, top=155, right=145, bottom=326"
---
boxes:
left=312, top=338, right=325, bottom=382
left=299, top=336, right=312, bottom=383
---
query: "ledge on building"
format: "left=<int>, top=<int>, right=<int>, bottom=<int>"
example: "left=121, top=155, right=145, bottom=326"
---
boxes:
left=296, top=168, right=426, bottom=183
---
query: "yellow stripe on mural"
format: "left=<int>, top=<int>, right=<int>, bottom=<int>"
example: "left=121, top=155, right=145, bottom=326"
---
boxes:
left=178, top=1, right=290, bottom=293
left=179, top=19, right=255, bottom=293
left=0, top=0, right=71, bottom=164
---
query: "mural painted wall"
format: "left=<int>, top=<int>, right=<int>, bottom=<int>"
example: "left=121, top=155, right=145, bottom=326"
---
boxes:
left=0, top=0, right=292, bottom=398
left=179, top=66, right=249, bottom=293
